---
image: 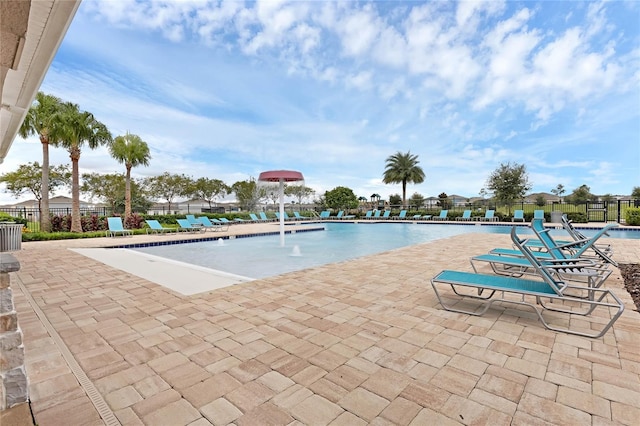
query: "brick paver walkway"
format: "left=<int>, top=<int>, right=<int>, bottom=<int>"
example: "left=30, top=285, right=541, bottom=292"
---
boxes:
left=9, top=222, right=640, bottom=425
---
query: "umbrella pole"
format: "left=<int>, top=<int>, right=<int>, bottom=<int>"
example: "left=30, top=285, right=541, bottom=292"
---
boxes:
left=279, top=178, right=285, bottom=246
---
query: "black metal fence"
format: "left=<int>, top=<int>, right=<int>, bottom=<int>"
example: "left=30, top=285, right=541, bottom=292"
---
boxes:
left=0, top=207, right=114, bottom=232
left=1, top=199, right=637, bottom=232
left=380, top=199, right=638, bottom=224
left=1, top=207, right=113, bottom=220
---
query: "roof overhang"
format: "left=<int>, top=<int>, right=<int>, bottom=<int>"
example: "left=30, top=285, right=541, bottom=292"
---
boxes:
left=0, top=0, right=81, bottom=164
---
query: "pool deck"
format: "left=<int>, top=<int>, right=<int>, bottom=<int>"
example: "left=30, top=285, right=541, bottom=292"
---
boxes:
left=3, top=220, right=640, bottom=425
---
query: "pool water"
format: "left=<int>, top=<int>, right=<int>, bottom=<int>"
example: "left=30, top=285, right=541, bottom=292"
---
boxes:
left=130, top=222, right=636, bottom=280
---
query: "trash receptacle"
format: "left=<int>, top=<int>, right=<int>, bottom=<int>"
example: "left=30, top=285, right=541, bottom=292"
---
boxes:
left=550, top=211, right=563, bottom=223
left=0, top=222, right=22, bottom=252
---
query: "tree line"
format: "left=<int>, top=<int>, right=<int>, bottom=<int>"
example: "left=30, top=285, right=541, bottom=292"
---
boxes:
left=1, top=92, right=322, bottom=232
left=11, top=92, right=147, bottom=232
left=2, top=91, right=636, bottom=233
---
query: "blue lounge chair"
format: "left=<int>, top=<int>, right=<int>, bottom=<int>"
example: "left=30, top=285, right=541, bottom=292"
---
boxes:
left=259, top=212, right=272, bottom=221
left=364, top=210, right=373, bottom=219
left=472, top=238, right=612, bottom=289
left=249, top=213, right=260, bottom=222
left=106, top=217, right=132, bottom=237
left=430, top=226, right=624, bottom=338
left=531, top=218, right=617, bottom=266
left=372, top=210, right=381, bottom=219
left=534, top=210, right=545, bottom=222
left=456, top=210, right=472, bottom=221
left=319, top=210, right=331, bottom=219
left=382, top=210, right=391, bottom=219
left=176, top=218, right=203, bottom=233
left=512, top=210, right=525, bottom=222
left=293, top=212, right=305, bottom=220
left=471, top=251, right=611, bottom=289
left=335, top=210, right=355, bottom=220
left=481, top=210, right=497, bottom=222
left=277, top=212, right=291, bottom=220
left=198, top=216, right=225, bottom=231
left=432, top=210, right=448, bottom=220
left=186, top=214, right=200, bottom=225
left=500, top=219, right=614, bottom=265
left=413, top=214, right=432, bottom=220
left=394, top=210, right=407, bottom=220
left=208, top=218, right=230, bottom=230
left=560, top=215, right=614, bottom=260
left=490, top=218, right=617, bottom=266
left=145, top=219, right=174, bottom=234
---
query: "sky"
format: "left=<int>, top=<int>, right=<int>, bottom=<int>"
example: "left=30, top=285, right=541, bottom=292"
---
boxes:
left=2, top=0, right=639, bottom=206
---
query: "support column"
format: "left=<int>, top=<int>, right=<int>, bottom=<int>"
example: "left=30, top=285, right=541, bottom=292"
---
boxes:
left=0, top=253, right=27, bottom=409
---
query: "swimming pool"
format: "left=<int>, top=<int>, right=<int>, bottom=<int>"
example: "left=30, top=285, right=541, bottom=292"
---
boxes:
left=131, top=222, right=637, bottom=280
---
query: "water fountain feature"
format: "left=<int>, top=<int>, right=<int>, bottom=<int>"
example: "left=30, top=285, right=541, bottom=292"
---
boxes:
left=258, top=170, right=305, bottom=247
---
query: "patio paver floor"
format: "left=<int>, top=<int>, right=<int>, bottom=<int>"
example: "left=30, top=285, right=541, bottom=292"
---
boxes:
left=6, top=221, right=640, bottom=425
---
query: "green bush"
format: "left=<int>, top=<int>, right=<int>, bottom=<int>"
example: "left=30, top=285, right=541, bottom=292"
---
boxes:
left=124, top=213, right=145, bottom=229
left=565, top=212, right=587, bottom=223
left=625, top=207, right=640, bottom=226
left=0, top=213, right=28, bottom=227
left=22, top=231, right=106, bottom=241
left=22, top=228, right=148, bottom=242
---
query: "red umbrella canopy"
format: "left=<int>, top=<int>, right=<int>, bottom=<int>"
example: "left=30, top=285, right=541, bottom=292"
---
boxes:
left=258, top=170, right=304, bottom=182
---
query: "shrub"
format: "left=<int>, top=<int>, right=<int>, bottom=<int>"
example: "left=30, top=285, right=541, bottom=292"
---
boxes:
left=625, top=207, right=640, bottom=226
left=124, top=213, right=145, bottom=229
left=0, top=213, right=28, bottom=227
left=565, top=212, right=587, bottom=223
left=49, top=214, right=144, bottom=232
left=82, top=215, right=106, bottom=232
left=139, top=214, right=178, bottom=225
left=22, top=231, right=106, bottom=242
left=51, top=214, right=71, bottom=232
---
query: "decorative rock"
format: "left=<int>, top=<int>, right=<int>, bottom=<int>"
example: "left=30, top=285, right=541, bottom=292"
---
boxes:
left=0, top=254, right=20, bottom=273
left=0, top=312, right=18, bottom=333
left=0, top=345, right=25, bottom=372
left=0, top=329, right=22, bottom=351
left=0, top=288, right=13, bottom=312
left=0, top=273, right=9, bottom=289
left=2, top=367, right=28, bottom=408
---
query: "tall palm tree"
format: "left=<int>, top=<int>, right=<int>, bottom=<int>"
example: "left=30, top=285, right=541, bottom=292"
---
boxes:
left=57, top=102, right=112, bottom=232
left=18, top=92, right=64, bottom=232
left=382, top=151, right=425, bottom=208
left=109, top=132, right=151, bottom=218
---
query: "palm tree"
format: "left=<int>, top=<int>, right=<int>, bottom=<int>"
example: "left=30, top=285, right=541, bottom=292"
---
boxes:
left=18, top=92, right=64, bottom=232
left=57, top=102, right=112, bottom=232
left=382, top=151, right=425, bottom=208
left=109, top=132, right=151, bottom=218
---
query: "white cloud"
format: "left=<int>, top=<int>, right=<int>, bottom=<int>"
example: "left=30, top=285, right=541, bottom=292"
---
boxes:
left=456, top=0, right=506, bottom=34
left=335, top=4, right=381, bottom=58
left=345, top=71, right=373, bottom=91
left=372, top=27, right=407, bottom=68
left=242, top=0, right=309, bottom=54
left=378, top=77, right=408, bottom=100
left=3, top=0, right=638, bottom=205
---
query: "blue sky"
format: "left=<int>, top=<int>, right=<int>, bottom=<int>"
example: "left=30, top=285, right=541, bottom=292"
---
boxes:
left=2, top=0, right=639, bottom=205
